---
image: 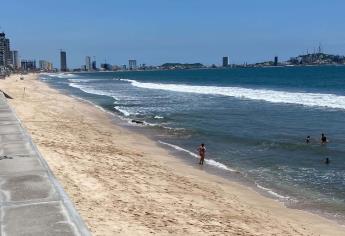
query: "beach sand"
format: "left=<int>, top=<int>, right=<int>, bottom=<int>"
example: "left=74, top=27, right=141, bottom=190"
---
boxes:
left=1, top=73, right=344, bottom=235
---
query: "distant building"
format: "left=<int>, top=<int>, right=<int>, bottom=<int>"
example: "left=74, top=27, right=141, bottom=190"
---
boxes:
left=274, top=56, right=278, bottom=66
left=85, top=56, right=91, bottom=71
left=60, top=50, right=67, bottom=72
left=222, top=56, right=229, bottom=67
left=39, top=60, right=53, bottom=71
left=9, top=51, right=14, bottom=66
left=92, top=60, right=97, bottom=70
left=21, top=60, right=36, bottom=71
left=5, top=39, right=11, bottom=66
left=0, top=32, right=11, bottom=67
left=0, top=33, right=5, bottom=67
left=100, top=63, right=112, bottom=71
left=11, top=50, right=20, bottom=69
left=111, top=65, right=121, bottom=71
left=128, top=59, right=137, bottom=70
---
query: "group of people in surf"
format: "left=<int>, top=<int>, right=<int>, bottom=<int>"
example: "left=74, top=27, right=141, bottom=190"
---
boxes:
left=197, top=133, right=331, bottom=167
left=306, top=133, right=331, bottom=164
left=305, top=133, right=328, bottom=145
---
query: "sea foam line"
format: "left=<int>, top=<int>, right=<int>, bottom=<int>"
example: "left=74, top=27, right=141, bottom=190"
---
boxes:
left=255, top=183, right=290, bottom=200
left=46, top=73, right=78, bottom=79
left=68, top=83, right=118, bottom=99
left=158, top=140, right=236, bottom=172
left=121, top=79, right=345, bottom=110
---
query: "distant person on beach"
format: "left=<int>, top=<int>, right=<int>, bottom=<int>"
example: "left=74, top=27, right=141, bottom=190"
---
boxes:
left=198, top=143, right=206, bottom=165
left=305, top=136, right=311, bottom=143
left=321, top=133, right=328, bottom=144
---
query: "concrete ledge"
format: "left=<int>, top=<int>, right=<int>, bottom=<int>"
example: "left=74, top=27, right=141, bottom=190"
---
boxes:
left=3, top=202, right=78, bottom=236
left=0, top=93, right=91, bottom=236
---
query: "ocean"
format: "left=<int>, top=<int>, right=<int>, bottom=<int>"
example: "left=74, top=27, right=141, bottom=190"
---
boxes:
left=40, top=66, right=345, bottom=223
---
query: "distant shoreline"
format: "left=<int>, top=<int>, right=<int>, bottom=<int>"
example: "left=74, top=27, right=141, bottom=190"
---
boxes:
left=52, top=63, right=345, bottom=75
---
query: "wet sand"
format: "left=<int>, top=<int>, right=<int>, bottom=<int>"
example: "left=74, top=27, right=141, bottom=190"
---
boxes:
left=1, top=73, right=344, bottom=235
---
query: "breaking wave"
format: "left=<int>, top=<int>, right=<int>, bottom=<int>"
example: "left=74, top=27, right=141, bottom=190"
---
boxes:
left=121, top=79, right=345, bottom=110
left=47, top=73, right=78, bottom=79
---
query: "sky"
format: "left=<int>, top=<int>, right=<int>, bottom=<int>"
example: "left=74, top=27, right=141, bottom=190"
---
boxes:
left=1, top=0, right=345, bottom=68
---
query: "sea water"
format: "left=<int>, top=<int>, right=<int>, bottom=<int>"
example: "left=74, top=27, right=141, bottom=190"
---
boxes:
left=40, top=66, right=345, bottom=222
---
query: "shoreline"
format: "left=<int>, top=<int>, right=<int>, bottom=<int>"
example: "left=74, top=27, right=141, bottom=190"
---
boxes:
left=60, top=75, right=344, bottom=224
left=1, top=73, right=344, bottom=235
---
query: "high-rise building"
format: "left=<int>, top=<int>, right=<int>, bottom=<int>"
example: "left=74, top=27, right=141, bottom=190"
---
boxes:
left=92, top=60, right=97, bottom=70
left=274, top=56, right=278, bottom=66
left=129, top=59, right=137, bottom=70
left=0, top=32, right=11, bottom=67
left=85, top=56, right=91, bottom=71
left=60, top=50, right=67, bottom=72
left=222, top=56, right=229, bottom=67
left=0, top=33, right=5, bottom=67
left=21, top=60, right=36, bottom=71
left=11, top=50, right=20, bottom=69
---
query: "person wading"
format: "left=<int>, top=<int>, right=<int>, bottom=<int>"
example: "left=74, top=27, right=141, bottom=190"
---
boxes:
left=198, top=143, right=206, bottom=165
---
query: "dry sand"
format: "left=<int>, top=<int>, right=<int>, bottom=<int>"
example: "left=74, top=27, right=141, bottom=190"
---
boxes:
left=1, top=73, right=344, bottom=235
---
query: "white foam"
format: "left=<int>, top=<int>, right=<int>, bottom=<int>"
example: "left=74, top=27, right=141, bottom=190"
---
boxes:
left=154, top=115, right=164, bottom=119
left=47, top=73, right=78, bottom=79
left=255, top=183, right=290, bottom=200
left=114, top=106, right=132, bottom=117
left=69, top=83, right=117, bottom=98
left=158, top=141, right=236, bottom=172
left=39, top=76, right=51, bottom=81
left=68, top=78, right=93, bottom=83
left=121, top=79, right=345, bottom=110
left=69, top=78, right=111, bottom=83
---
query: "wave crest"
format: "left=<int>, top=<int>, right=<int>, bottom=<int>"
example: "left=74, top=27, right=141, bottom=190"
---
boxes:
left=121, top=79, right=345, bottom=110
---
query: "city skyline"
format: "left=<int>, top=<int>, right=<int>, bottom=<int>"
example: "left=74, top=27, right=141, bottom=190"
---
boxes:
left=2, top=29, right=345, bottom=73
left=1, top=1, right=345, bottom=68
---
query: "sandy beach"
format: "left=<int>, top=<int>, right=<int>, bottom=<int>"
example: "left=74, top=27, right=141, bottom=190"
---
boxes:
left=0, top=73, right=344, bottom=236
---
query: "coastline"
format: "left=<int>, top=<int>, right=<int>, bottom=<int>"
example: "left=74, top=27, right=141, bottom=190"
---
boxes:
left=1, top=73, right=344, bottom=235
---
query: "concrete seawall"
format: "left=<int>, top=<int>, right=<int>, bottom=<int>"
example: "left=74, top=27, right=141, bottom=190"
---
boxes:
left=0, top=93, right=91, bottom=235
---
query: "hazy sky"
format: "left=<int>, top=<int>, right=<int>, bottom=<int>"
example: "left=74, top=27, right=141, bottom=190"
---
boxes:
left=1, top=0, right=345, bottom=68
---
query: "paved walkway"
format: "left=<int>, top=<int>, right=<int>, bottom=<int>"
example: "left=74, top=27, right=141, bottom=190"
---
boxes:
left=0, top=93, right=90, bottom=235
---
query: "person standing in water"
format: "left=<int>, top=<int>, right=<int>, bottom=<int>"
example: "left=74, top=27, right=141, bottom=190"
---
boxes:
left=198, top=143, right=206, bottom=165
left=321, top=133, right=328, bottom=144
left=305, top=136, right=311, bottom=143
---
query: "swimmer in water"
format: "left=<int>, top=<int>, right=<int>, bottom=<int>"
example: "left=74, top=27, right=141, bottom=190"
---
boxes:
left=305, top=136, right=311, bottom=143
left=321, top=133, right=328, bottom=144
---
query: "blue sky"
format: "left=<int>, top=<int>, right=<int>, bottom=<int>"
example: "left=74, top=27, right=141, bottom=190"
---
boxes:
left=1, top=0, right=345, bottom=68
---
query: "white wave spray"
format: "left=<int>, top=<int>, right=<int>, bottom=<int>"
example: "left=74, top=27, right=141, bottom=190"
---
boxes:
left=121, top=79, right=345, bottom=110
left=46, top=73, right=77, bottom=79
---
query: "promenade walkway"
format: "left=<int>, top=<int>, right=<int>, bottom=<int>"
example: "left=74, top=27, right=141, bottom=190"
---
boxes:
left=0, top=93, right=90, bottom=235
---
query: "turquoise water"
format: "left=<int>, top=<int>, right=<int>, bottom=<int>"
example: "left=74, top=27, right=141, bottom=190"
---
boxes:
left=41, top=66, right=345, bottom=222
